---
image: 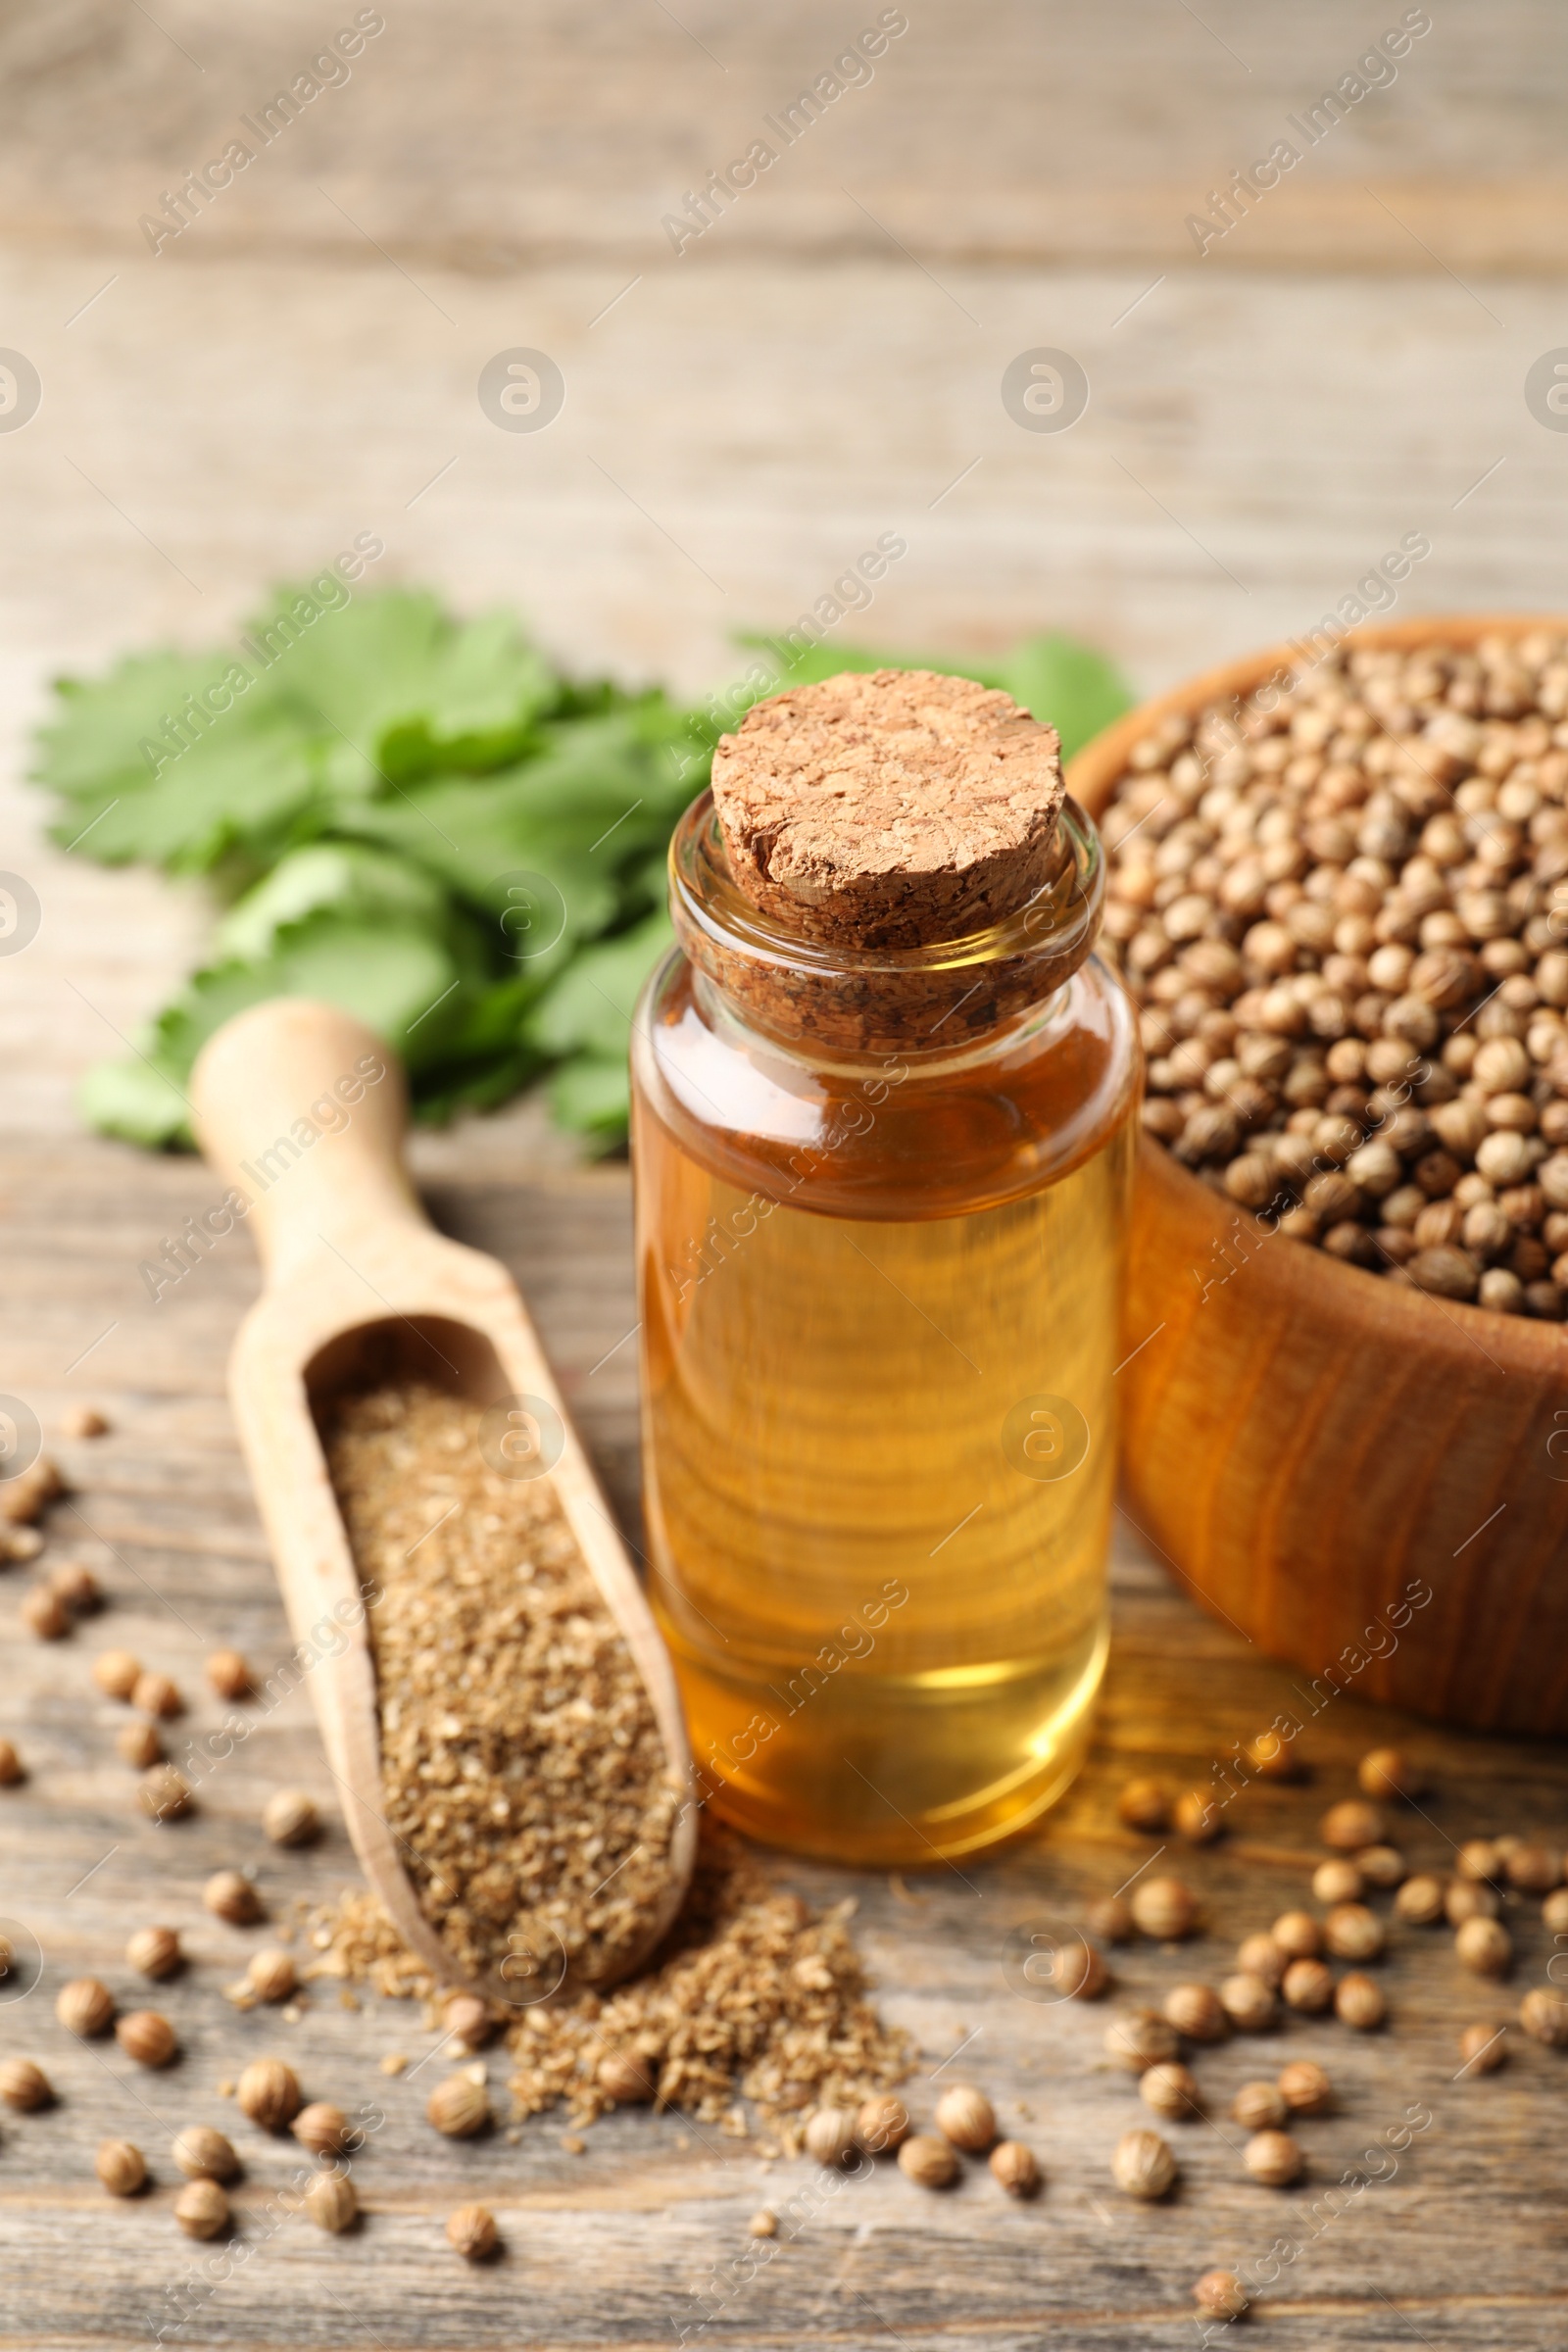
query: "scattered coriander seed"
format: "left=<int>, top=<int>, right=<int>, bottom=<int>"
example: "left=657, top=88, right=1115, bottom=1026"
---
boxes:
left=0, top=2059, right=52, bottom=2109
left=56, top=1977, right=114, bottom=2037
left=262, top=1788, right=319, bottom=1848
left=0, top=1453, right=60, bottom=1524
left=1193, top=2271, right=1250, bottom=2323
left=1457, top=1838, right=1503, bottom=1883
left=1506, top=1843, right=1562, bottom=1894
left=447, top=2203, right=499, bottom=2260
left=1163, top=1983, right=1229, bottom=2043
left=95, top=2138, right=146, bottom=2196
left=380, top=2054, right=408, bottom=2078
left=1237, top=1933, right=1286, bottom=1987
left=1245, top=1731, right=1303, bottom=1781
left=1312, top=1859, right=1364, bottom=1906
left=1545, top=1887, right=1568, bottom=1935
left=237, top=2057, right=302, bottom=2131
left=1324, top=1902, right=1385, bottom=1962
left=1130, top=1875, right=1198, bottom=1940
left=934, top=2083, right=996, bottom=2152
left=596, top=2052, right=656, bottom=2105
left=1321, top=1798, right=1387, bottom=1851
left=138, top=1764, right=192, bottom=1822
left=1396, top=1874, right=1447, bottom=1926
left=1336, top=1972, right=1387, bottom=2030
left=0, top=1738, right=23, bottom=1786
left=1357, top=1746, right=1422, bottom=1800
left=61, top=1403, right=109, bottom=1440
left=305, top=2170, right=358, bottom=2232
left=856, top=2094, right=911, bottom=2153
left=1245, top=2129, right=1303, bottom=2187
left=126, top=1926, right=182, bottom=1981
left=0, top=1526, right=41, bottom=1562
left=1456, top=1917, right=1513, bottom=1977
left=1446, top=1880, right=1499, bottom=1927
left=442, top=1992, right=490, bottom=2048
left=1271, top=1911, right=1322, bottom=1961
left=1356, top=1844, right=1407, bottom=1890
left=204, top=1870, right=263, bottom=1926
left=293, top=2102, right=351, bottom=2158
left=1219, top=1973, right=1278, bottom=2033
left=116, top=2011, right=176, bottom=2067
left=1103, top=2010, right=1180, bottom=2073
left=989, top=2140, right=1040, bottom=2197
left=247, top=1949, right=296, bottom=2003
left=1111, top=2127, right=1177, bottom=2200
left=1282, top=1958, right=1335, bottom=2014
left=22, top=1586, right=70, bottom=1640
left=131, top=1670, right=181, bottom=1719
left=1232, top=2080, right=1288, bottom=2132
left=1052, top=1936, right=1110, bottom=1999
left=1140, top=2061, right=1202, bottom=2122
left=1086, top=1894, right=1135, bottom=1944
left=1277, top=2059, right=1332, bottom=2115
left=1520, top=1988, right=1568, bottom=2046
left=897, top=2134, right=958, bottom=2189
left=748, top=2209, right=777, bottom=2238
left=173, top=2180, right=229, bottom=2239
left=172, top=2126, right=240, bottom=2180
left=427, top=2074, right=489, bottom=2138
left=49, top=1562, right=100, bottom=1614
left=117, top=1720, right=162, bottom=1768
left=1116, top=1778, right=1171, bottom=1834
left=1173, top=1788, right=1222, bottom=1843
left=205, top=1648, right=251, bottom=1699
left=1458, top=2023, right=1507, bottom=2075
left=1494, top=1836, right=1525, bottom=1865
left=805, top=2106, right=859, bottom=2167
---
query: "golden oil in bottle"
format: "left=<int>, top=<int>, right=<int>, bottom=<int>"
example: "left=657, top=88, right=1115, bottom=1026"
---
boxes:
left=631, top=681, right=1139, bottom=1865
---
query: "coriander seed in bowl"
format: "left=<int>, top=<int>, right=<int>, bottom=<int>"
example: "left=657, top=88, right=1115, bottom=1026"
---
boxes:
left=1097, top=628, right=1568, bottom=1316
left=1067, top=616, right=1568, bottom=1738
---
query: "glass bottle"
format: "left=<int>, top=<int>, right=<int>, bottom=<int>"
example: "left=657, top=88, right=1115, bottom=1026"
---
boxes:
left=629, top=781, right=1139, bottom=1865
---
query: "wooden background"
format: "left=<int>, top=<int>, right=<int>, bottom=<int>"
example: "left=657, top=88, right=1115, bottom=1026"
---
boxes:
left=4, top=5, right=1568, bottom=2344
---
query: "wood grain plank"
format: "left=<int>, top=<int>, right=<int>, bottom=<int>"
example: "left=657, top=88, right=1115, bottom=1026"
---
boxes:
left=0, top=2, right=1564, bottom=271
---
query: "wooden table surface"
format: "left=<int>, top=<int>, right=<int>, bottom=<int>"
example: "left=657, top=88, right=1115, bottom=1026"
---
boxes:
left=4, top=4, right=1568, bottom=2341
left=2, top=1130, right=1567, bottom=2352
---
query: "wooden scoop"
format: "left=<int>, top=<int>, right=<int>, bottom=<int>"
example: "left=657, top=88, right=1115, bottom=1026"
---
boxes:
left=190, top=996, right=696, bottom=2002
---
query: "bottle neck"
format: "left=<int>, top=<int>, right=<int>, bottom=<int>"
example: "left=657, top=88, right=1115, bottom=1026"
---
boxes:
left=668, top=791, right=1105, bottom=1060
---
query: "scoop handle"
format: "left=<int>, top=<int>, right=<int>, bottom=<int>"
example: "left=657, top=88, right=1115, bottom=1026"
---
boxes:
left=190, top=998, right=423, bottom=1284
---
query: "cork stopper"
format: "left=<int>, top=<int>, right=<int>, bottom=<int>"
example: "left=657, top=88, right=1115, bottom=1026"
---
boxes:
left=710, top=669, right=1064, bottom=951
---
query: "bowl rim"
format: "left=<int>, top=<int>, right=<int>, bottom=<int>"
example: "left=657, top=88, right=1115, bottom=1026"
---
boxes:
left=1063, top=612, right=1568, bottom=1369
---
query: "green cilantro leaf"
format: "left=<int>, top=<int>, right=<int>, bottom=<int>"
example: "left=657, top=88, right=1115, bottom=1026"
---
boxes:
left=39, top=583, right=1127, bottom=1158
left=735, top=630, right=1131, bottom=761
left=525, top=908, right=674, bottom=1065
left=214, top=843, right=449, bottom=961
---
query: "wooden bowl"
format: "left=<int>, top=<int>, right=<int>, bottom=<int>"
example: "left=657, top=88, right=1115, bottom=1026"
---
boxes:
left=1066, top=616, right=1568, bottom=1737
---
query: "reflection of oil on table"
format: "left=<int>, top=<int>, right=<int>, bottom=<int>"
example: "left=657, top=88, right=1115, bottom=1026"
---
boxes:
left=5, top=1132, right=1568, bottom=2351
